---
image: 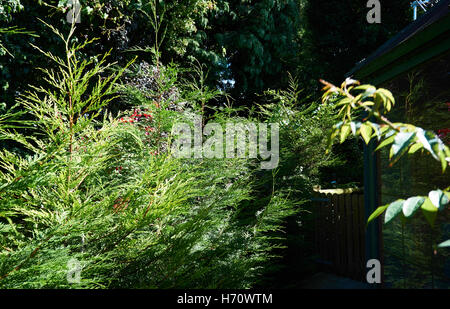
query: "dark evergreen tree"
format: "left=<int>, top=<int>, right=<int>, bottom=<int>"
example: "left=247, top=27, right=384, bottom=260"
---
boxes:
left=199, top=0, right=300, bottom=103
left=297, top=0, right=412, bottom=95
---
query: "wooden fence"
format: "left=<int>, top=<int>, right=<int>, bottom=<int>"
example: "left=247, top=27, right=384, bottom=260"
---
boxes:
left=312, top=188, right=366, bottom=281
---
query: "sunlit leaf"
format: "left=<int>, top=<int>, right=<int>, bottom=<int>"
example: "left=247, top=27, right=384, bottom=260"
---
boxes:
left=421, top=198, right=437, bottom=227
left=354, top=85, right=375, bottom=91
left=377, top=88, right=395, bottom=107
left=336, top=97, right=352, bottom=107
left=340, top=124, right=351, bottom=143
left=390, top=131, right=415, bottom=164
left=408, top=142, right=422, bottom=154
left=350, top=94, right=362, bottom=108
left=361, top=87, right=376, bottom=100
left=375, top=134, right=395, bottom=151
left=437, top=146, right=447, bottom=173
left=402, top=196, right=425, bottom=217
left=360, top=123, right=373, bottom=145
left=367, top=204, right=389, bottom=225
left=350, top=122, right=360, bottom=136
left=428, top=189, right=449, bottom=211
left=416, top=128, right=438, bottom=160
left=343, top=77, right=359, bottom=87
left=438, top=239, right=450, bottom=248
left=368, top=122, right=381, bottom=141
left=384, top=199, right=404, bottom=224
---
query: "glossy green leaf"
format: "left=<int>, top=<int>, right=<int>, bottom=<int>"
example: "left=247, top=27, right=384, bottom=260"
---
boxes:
left=421, top=198, right=437, bottom=227
left=437, top=239, right=450, bottom=248
left=360, top=123, right=373, bottom=145
left=416, top=128, right=438, bottom=160
left=428, top=189, right=449, bottom=211
left=384, top=199, right=404, bottom=224
left=368, top=122, right=381, bottom=141
left=377, top=88, right=395, bottom=107
left=367, top=204, right=389, bottom=225
left=437, top=146, right=447, bottom=173
left=334, top=121, right=344, bottom=129
left=360, top=87, right=376, bottom=100
left=354, top=85, right=375, bottom=91
left=402, top=196, right=425, bottom=217
left=385, top=100, right=392, bottom=112
left=373, top=92, right=385, bottom=110
left=347, top=94, right=360, bottom=108
left=375, top=134, right=395, bottom=151
left=445, top=190, right=450, bottom=200
left=350, top=121, right=361, bottom=136
left=340, top=124, right=351, bottom=143
left=390, top=131, right=415, bottom=164
left=408, top=142, right=422, bottom=154
left=361, top=101, right=375, bottom=107
left=336, top=97, right=352, bottom=107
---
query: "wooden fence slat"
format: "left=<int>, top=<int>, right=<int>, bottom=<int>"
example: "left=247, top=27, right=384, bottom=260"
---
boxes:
left=345, top=194, right=354, bottom=279
left=351, top=193, right=361, bottom=280
left=314, top=196, right=320, bottom=259
left=331, top=194, right=341, bottom=273
left=320, top=199, right=326, bottom=261
left=312, top=190, right=365, bottom=282
left=323, top=198, right=329, bottom=262
left=338, top=194, right=346, bottom=275
left=359, top=194, right=366, bottom=281
left=325, top=199, right=331, bottom=262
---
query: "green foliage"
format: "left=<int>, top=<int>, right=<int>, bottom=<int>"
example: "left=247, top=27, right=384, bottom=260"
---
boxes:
left=0, top=1, right=375, bottom=287
left=1, top=0, right=414, bottom=109
left=0, top=23, right=300, bottom=288
left=0, top=0, right=29, bottom=58
left=181, top=60, right=224, bottom=124
left=261, top=74, right=342, bottom=185
left=321, top=79, right=450, bottom=171
left=206, top=0, right=300, bottom=97
left=244, top=73, right=347, bottom=285
left=2, top=0, right=302, bottom=106
left=0, top=0, right=23, bottom=22
left=322, top=78, right=450, bottom=245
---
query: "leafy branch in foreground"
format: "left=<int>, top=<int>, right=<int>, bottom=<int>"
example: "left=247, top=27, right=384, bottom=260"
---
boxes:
left=320, top=78, right=450, bottom=248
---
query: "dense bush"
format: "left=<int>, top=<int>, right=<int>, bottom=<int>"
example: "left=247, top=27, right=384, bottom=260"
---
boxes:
left=0, top=22, right=303, bottom=288
left=0, top=14, right=355, bottom=286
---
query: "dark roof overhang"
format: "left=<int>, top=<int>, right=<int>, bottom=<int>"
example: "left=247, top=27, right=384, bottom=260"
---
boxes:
left=347, top=0, right=450, bottom=85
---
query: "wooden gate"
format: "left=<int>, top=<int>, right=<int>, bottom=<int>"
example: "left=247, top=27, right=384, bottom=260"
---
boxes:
left=313, top=188, right=366, bottom=281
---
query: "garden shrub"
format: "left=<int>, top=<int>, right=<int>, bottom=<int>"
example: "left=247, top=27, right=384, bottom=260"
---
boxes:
left=0, top=22, right=299, bottom=288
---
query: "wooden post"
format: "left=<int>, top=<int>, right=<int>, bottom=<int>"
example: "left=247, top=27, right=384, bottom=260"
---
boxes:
left=364, top=140, right=382, bottom=283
